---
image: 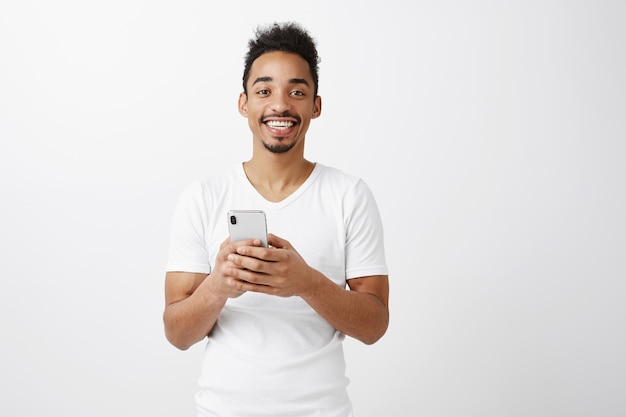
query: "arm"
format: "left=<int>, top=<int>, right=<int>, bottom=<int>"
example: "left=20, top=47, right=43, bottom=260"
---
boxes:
left=303, top=272, right=389, bottom=345
left=163, top=238, right=263, bottom=350
left=224, top=234, right=389, bottom=344
left=163, top=271, right=225, bottom=350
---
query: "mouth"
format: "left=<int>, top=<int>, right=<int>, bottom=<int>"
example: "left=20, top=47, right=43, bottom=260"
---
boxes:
left=264, top=120, right=295, bottom=130
left=259, top=115, right=301, bottom=153
left=261, top=113, right=301, bottom=132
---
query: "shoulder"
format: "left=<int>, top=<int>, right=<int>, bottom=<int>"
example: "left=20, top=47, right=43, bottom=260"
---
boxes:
left=315, top=163, right=364, bottom=190
left=315, top=163, right=375, bottom=200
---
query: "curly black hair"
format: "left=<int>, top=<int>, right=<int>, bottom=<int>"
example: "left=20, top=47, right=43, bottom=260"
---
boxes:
left=242, top=22, right=320, bottom=97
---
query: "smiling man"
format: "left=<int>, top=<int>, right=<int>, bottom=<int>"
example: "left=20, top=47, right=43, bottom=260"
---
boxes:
left=163, top=22, right=389, bottom=417
left=242, top=51, right=319, bottom=155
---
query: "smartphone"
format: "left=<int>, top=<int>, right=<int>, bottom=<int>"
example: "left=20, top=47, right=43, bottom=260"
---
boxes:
left=227, top=210, right=268, bottom=247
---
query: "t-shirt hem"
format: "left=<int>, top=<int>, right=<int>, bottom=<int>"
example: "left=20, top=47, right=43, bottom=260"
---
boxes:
left=165, top=262, right=211, bottom=274
left=345, top=266, right=388, bottom=280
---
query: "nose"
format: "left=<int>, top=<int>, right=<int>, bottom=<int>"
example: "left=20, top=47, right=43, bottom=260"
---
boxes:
left=269, top=91, right=292, bottom=113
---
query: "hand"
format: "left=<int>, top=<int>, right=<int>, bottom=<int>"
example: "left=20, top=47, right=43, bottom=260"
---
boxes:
left=208, top=237, right=267, bottom=299
left=224, top=233, right=318, bottom=297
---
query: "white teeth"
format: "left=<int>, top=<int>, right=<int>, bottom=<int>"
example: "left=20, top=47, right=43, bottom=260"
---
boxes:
left=266, top=120, right=294, bottom=129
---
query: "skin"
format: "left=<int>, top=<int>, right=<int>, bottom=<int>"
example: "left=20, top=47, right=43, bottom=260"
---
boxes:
left=164, top=51, right=389, bottom=350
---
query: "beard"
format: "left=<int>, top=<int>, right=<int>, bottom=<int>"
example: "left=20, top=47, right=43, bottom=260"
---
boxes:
left=259, top=112, right=301, bottom=154
left=262, top=139, right=298, bottom=154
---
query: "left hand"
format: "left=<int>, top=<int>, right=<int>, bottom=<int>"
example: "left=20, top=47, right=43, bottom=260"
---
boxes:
left=224, top=233, right=317, bottom=297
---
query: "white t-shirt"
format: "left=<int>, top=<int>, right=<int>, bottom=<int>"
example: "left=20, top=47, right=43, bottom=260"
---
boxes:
left=166, top=163, right=388, bottom=417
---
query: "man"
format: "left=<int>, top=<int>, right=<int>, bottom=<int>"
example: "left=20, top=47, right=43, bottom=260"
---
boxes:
left=163, top=22, right=389, bottom=417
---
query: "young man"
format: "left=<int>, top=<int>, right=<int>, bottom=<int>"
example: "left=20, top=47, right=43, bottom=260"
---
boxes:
left=163, top=22, right=389, bottom=417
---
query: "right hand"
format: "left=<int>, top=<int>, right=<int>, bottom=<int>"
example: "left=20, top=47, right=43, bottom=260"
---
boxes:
left=207, top=237, right=265, bottom=299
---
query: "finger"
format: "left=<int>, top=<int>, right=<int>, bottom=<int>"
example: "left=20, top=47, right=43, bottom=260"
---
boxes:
left=219, top=237, right=231, bottom=250
left=231, top=238, right=264, bottom=248
left=267, top=233, right=291, bottom=249
left=228, top=253, right=266, bottom=273
left=220, top=238, right=263, bottom=259
left=226, top=264, right=271, bottom=286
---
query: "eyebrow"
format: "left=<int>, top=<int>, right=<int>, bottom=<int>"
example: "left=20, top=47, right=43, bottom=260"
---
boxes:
left=252, top=76, right=310, bottom=87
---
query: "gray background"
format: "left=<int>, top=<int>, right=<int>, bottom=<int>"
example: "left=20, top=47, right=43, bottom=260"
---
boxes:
left=1, top=1, right=624, bottom=416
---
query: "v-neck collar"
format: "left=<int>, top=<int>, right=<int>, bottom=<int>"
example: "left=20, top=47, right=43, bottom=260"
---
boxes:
left=237, top=162, right=322, bottom=209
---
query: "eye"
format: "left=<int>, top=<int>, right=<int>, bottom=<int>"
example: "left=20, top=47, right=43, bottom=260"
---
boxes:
left=290, top=90, right=305, bottom=97
left=256, top=89, right=270, bottom=96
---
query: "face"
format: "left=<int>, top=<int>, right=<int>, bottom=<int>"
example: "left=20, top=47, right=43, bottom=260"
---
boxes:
left=239, top=51, right=322, bottom=154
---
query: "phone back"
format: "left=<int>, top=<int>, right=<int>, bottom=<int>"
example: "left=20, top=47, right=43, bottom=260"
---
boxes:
left=227, top=210, right=268, bottom=247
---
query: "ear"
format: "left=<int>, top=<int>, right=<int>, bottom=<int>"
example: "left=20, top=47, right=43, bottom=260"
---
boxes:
left=238, top=92, right=248, bottom=117
left=312, top=95, right=322, bottom=119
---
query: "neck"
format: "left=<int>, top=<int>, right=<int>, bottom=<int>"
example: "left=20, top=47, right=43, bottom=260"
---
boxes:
left=243, top=154, right=315, bottom=203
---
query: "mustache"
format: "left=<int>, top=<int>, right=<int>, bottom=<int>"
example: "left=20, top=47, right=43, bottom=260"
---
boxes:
left=260, top=112, right=301, bottom=123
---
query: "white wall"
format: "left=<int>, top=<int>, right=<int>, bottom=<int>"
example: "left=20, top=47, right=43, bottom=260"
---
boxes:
left=1, top=1, right=624, bottom=416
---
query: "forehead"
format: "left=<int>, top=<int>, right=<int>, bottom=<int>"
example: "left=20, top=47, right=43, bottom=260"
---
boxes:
left=248, top=51, right=313, bottom=84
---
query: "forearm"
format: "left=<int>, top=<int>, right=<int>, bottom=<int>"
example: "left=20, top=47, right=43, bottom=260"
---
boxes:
left=221, top=237, right=389, bottom=343
left=163, top=279, right=227, bottom=350
left=302, top=271, right=389, bottom=345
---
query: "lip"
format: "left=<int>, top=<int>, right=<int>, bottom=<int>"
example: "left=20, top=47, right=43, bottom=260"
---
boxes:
left=263, top=121, right=296, bottom=137
left=261, top=113, right=301, bottom=124
left=261, top=115, right=300, bottom=137
left=264, top=120, right=296, bottom=128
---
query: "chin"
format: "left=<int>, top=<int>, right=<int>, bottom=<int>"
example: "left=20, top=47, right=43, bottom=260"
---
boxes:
left=262, top=137, right=299, bottom=154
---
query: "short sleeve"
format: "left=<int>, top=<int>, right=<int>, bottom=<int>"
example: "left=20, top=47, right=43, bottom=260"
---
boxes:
left=344, top=179, right=388, bottom=279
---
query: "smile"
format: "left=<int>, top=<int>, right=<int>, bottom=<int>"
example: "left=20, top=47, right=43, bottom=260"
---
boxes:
left=265, top=120, right=295, bottom=130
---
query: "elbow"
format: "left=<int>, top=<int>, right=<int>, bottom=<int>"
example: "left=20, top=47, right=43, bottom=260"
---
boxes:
left=164, top=328, right=196, bottom=351
left=363, top=334, right=384, bottom=345
left=362, top=325, right=388, bottom=345
left=166, top=333, right=193, bottom=351
left=163, top=315, right=196, bottom=351
left=360, top=313, right=389, bottom=345
left=174, top=343, right=193, bottom=351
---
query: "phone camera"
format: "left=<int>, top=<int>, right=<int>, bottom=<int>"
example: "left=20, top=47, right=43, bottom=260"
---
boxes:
left=230, top=215, right=237, bottom=225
